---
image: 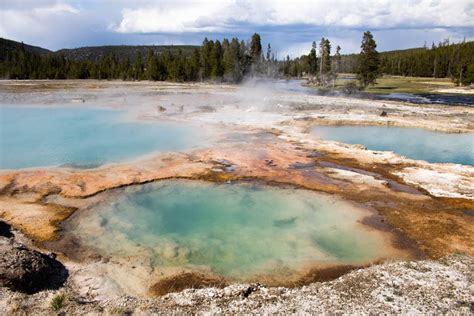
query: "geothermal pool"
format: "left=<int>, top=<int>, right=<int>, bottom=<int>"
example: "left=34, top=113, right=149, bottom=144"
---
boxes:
left=0, top=106, right=211, bottom=169
left=69, top=180, right=393, bottom=282
left=313, top=126, right=474, bottom=165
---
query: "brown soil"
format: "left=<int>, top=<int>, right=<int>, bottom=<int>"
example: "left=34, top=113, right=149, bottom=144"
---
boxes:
left=150, top=272, right=227, bottom=296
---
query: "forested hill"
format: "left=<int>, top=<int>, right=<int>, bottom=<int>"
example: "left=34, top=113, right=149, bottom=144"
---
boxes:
left=0, top=38, right=51, bottom=61
left=0, top=38, right=197, bottom=62
left=56, top=45, right=198, bottom=62
left=0, top=35, right=268, bottom=81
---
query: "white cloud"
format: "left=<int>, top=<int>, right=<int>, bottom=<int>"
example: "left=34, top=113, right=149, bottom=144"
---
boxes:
left=114, top=1, right=229, bottom=33
left=113, top=0, right=474, bottom=34
left=33, top=3, right=79, bottom=15
left=0, top=2, right=79, bottom=40
left=0, top=0, right=472, bottom=52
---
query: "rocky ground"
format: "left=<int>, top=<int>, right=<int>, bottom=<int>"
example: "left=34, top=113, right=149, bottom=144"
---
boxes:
left=1, top=251, right=472, bottom=314
left=0, top=80, right=473, bottom=314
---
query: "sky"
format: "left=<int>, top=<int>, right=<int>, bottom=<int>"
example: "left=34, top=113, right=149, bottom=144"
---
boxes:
left=1, top=0, right=473, bottom=58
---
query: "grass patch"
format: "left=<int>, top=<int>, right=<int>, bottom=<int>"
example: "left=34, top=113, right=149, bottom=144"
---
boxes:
left=363, top=75, right=454, bottom=94
left=326, top=74, right=455, bottom=94
left=50, top=293, right=67, bottom=311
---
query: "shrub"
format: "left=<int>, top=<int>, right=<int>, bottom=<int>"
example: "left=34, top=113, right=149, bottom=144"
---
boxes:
left=50, top=293, right=67, bottom=311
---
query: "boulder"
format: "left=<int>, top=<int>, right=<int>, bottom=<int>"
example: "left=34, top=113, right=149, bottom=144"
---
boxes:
left=0, top=237, right=68, bottom=294
left=0, top=220, right=13, bottom=238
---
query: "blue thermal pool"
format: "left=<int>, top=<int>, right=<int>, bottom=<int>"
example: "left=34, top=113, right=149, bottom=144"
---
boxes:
left=0, top=106, right=211, bottom=169
left=313, top=126, right=473, bottom=165
left=69, top=180, right=396, bottom=281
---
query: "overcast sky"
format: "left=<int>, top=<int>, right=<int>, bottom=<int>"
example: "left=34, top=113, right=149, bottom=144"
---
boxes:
left=1, top=0, right=473, bottom=58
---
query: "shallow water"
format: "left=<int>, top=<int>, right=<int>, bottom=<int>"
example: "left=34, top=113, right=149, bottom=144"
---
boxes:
left=0, top=106, right=211, bottom=169
left=70, top=180, right=391, bottom=281
left=373, top=93, right=474, bottom=106
left=313, top=126, right=474, bottom=165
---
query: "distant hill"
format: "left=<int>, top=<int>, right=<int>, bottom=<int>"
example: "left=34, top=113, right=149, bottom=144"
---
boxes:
left=0, top=38, right=51, bottom=61
left=56, top=45, right=198, bottom=62
left=0, top=38, right=198, bottom=62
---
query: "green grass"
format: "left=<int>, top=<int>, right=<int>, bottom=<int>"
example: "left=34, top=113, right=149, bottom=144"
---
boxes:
left=332, top=74, right=455, bottom=94
left=50, top=293, right=67, bottom=311
left=364, top=75, right=455, bottom=94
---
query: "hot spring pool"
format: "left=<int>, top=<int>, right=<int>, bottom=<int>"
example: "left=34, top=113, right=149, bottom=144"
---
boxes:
left=69, top=180, right=395, bottom=282
left=313, top=126, right=473, bottom=165
left=0, top=106, right=211, bottom=169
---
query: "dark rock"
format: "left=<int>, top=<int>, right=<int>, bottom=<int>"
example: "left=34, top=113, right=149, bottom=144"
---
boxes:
left=199, top=105, right=216, bottom=113
left=157, top=105, right=167, bottom=112
left=265, top=159, right=277, bottom=167
left=213, top=159, right=236, bottom=172
left=241, top=284, right=260, bottom=298
left=288, top=161, right=317, bottom=169
left=0, top=238, right=68, bottom=294
left=306, top=151, right=322, bottom=158
left=224, top=166, right=236, bottom=173
left=0, top=220, right=13, bottom=238
left=214, top=159, right=233, bottom=167
left=380, top=110, right=388, bottom=117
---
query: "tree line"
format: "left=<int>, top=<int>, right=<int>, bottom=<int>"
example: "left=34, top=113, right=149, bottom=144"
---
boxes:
left=281, top=33, right=474, bottom=86
left=337, top=39, right=474, bottom=86
left=1, top=32, right=473, bottom=86
left=280, top=32, right=379, bottom=88
left=0, top=33, right=277, bottom=83
left=280, top=37, right=342, bottom=87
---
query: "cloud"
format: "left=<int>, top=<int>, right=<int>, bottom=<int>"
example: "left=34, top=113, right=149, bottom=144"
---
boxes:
left=0, top=2, right=79, bottom=40
left=33, top=3, right=79, bottom=15
left=113, top=0, right=474, bottom=34
left=0, top=0, right=472, bottom=54
left=114, top=1, right=229, bottom=33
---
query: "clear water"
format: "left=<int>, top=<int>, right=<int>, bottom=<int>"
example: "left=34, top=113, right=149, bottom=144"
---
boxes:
left=373, top=93, right=474, bottom=106
left=0, top=106, right=210, bottom=169
left=313, top=126, right=474, bottom=165
left=71, top=180, right=390, bottom=280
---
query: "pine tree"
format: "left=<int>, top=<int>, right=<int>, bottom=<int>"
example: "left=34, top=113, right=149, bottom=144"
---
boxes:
left=319, top=38, right=325, bottom=78
left=146, top=50, right=158, bottom=80
left=201, top=38, right=213, bottom=79
left=223, top=38, right=242, bottom=82
left=266, top=43, right=271, bottom=61
left=120, top=57, right=131, bottom=80
left=308, top=41, right=318, bottom=77
left=250, top=33, right=262, bottom=64
left=190, top=48, right=201, bottom=81
left=210, top=40, right=223, bottom=79
left=134, top=52, right=143, bottom=80
left=332, top=45, right=342, bottom=87
left=249, top=33, right=262, bottom=74
left=323, top=39, right=331, bottom=74
left=357, top=31, right=380, bottom=87
left=317, top=38, right=331, bottom=84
